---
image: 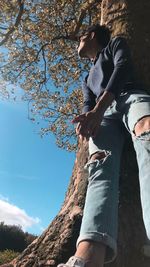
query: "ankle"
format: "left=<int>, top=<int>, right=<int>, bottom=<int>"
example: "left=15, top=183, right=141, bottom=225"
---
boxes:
left=75, top=243, right=94, bottom=261
left=75, top=241, right=105, bottom=267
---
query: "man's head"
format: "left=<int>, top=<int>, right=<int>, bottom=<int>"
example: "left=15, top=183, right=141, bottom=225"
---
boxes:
left=77, top=24, right=111, bottom=59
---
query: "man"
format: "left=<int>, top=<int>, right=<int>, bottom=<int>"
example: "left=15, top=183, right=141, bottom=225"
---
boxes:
left=58, top=24, right=150, bottom=267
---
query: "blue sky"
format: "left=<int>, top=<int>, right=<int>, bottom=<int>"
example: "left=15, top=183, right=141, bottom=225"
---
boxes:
left=0, top=97, right=76, bottom=235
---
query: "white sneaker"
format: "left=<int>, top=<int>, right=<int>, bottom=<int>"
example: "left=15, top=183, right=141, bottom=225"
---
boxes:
left=57, top=256, right=86, bottom=267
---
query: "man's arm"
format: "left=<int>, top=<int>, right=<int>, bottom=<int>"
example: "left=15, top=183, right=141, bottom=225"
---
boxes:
left=105, top=36, right=133, bottom=96
left=82, top=77, right=96, bottom=113
left=92, top=90, right=114, bottom=115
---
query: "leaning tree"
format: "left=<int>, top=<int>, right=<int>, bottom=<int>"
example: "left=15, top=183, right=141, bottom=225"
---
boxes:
left=0, top=0, right=150, bottom=266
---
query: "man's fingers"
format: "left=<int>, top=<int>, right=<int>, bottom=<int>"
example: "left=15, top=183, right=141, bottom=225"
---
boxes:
left=79, top=134, right=84, bottom=142
left=75, top=121, right=88, bottom=137
left=75, top=122, right=90, bottom=140
left=76, top=123, right=81, bottom=135
left=72, top=114, right=85, bottom=123
left=76, top=125, right=87, bottom=137
left=79, top=134, right=89, bottom=142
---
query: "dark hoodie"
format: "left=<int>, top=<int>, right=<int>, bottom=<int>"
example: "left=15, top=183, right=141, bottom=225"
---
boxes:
left=82, top=36, right=140, bottom=113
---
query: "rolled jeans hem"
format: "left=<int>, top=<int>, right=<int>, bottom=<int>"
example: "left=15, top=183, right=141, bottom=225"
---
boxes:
left=76, top=232, right=117, bottom=264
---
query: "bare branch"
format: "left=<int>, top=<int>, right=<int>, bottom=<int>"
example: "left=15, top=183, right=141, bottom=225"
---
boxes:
left=0, top=0, right=24, bottom=46
left=41, top=48, right=47, bottom=84
left=70, top=0, right=102, bottom=40
left=73, top=9, right=86, bottom=36
left=15, top=42, right=50, bottom=79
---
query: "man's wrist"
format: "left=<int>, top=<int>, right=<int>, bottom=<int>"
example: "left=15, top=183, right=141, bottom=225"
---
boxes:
left=93, top=91, right=115, bottom=114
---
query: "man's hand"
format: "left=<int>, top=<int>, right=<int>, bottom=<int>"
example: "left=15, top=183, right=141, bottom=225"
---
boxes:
left=72, top=91, right=115, bottom=141
left=72, top=109, right=103, bottom=140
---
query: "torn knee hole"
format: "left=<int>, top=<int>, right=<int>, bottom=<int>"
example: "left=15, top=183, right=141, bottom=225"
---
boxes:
left=134, top=116, right=150, bottom=136
left=84, top=150, right=111, bottom=170
left=90, top=151, right=107, bottom=161
left=133, top=130, right=150, bottom=140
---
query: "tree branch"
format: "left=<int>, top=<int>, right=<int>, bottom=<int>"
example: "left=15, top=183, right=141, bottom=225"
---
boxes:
left=0, top=0, right=24, bottom=46
left=70, top=0, right=102, bottom=40
left=40, top=48, right=47, bottom=85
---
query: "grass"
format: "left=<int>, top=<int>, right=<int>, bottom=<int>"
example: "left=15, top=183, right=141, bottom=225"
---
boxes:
left=0, top=250, right=20, bottom=265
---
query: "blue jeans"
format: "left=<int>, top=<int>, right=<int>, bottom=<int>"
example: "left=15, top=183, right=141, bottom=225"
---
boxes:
left=76, top=90, right=150, bottom=263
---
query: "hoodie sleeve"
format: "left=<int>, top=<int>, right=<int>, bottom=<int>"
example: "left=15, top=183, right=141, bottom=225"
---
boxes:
left=105, top=36, right=133, bottom=96
left=82, top=78, right=96, bottom=113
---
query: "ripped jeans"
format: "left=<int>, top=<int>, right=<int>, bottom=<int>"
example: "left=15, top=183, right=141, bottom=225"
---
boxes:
left=76, top=90, right=150, bottom=263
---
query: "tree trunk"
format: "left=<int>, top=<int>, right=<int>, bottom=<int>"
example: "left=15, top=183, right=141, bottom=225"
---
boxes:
left=2, top=1, right=150, bottom=266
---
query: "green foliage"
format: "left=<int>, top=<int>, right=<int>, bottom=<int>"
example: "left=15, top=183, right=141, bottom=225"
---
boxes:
left=0, top=249, right=20, bottom=265
left=0, top=222, right=37, bottom=252
left=0, top=0, right=101, bottom=150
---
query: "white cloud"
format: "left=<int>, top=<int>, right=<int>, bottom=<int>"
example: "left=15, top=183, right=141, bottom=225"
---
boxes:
left=0, top=196, right=40, bottom=231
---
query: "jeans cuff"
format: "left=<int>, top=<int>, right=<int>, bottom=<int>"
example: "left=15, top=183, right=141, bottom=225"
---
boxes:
left=76, top=232, right=117, bottom=264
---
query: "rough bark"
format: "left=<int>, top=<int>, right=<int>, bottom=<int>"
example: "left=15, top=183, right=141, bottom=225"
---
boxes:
left=2, top=0, right=150, bottom=266
left=101, top=0, right=150, bottom=89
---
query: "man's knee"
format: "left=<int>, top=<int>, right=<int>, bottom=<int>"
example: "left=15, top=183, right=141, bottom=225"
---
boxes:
left=85, top=151, right=112, bottom=172
left=134, top=116, right=150, bottom=136
left=90, top=151, right=107, bottom=161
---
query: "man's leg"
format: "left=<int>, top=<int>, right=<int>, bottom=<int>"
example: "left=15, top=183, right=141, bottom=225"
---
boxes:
left=58, top=118, right=125, bottom=267
left=132, top=116, right=150, bottom=255
left=74, top=118, right=125, bottom=267
left=122, top=91, right=150, bottom=256
left=74, top=150, right=108, bottom=267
